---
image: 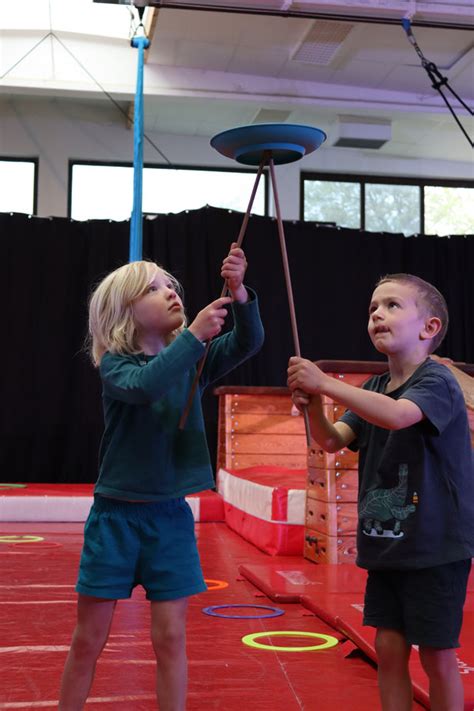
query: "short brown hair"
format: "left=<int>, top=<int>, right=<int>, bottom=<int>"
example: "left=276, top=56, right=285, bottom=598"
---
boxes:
left=376, top=273, right=448, bottom=353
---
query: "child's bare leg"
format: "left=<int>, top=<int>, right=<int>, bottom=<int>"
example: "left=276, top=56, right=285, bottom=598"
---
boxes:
left=375, top=628, right=413, bottom=711
left=151, top=597, right=189, bottom=711
left=419, top=646, right=463, bottom=711
left=58, top=594, right=116, bottom=710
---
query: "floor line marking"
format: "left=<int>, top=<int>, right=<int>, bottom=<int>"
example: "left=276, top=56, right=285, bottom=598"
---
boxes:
left=0, top=640, right=151, bottom=654
left=0, top=601, right=76, bottom=605
left=0, top=584, right=75, bottom=588
left=0, top=694, right=157, bottom=708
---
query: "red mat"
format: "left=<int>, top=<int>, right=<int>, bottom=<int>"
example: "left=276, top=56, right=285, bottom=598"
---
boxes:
left=239, top=560, right=474, bottom=710
left=217, top=466, right=306, bottom=555
left=0, top=522, right=416, bottom=710
left=0, top=483, right=224, bottom=522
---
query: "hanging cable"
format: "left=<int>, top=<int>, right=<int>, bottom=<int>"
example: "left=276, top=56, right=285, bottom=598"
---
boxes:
left=52, top=33, right=173, bottom=165
left=0, top=27, right=173, bottom=166
left=0, top=33, right=52, bottom=80
left=401, top=18, right=473, bottom=148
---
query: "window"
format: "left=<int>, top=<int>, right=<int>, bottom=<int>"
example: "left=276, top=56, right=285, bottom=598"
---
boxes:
left=69, top=162, right=267, bottom=221
left=0, top=158, right=37, bottom=215
left=365, top=183, right=420, bottom=235
left=424, top=186, right=474, bottom=236
left=301, top=173, right=474, bottom=236
left=303, top=179, right=360, bottom=229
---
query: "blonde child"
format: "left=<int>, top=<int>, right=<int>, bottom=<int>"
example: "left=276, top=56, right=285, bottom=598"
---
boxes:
left=58, top=243, right=264, bottom=710
left=288, top=274, right=473, bottom=711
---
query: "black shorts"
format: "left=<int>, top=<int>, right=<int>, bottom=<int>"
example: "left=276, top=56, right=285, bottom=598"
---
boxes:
left=363, top=559, right=472, bottom=649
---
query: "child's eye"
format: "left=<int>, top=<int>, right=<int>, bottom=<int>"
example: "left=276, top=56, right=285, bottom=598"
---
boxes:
left=388, top=301, right=399, bottom=309
left=147, top=285, right=158, bottom=293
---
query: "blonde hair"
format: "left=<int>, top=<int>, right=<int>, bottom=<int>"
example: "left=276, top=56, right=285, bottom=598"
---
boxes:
left=376, top=273, right=448, bottom=353
left=88, top=261, right=186, bottom=366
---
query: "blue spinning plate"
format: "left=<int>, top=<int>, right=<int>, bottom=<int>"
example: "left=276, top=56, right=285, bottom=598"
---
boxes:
left=210, top=123, right=326, bottom=165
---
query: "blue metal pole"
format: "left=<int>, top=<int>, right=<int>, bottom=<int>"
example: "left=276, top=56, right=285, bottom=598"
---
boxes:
left=129, top=35, right=150, bottom=262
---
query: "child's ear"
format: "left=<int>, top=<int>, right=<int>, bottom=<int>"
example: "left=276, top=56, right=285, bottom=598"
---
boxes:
left=421, top=316, right=442, bottom=343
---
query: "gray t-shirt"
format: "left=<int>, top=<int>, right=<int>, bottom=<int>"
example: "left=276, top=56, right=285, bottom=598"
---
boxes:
left=340, top=359, right=474, bottom=570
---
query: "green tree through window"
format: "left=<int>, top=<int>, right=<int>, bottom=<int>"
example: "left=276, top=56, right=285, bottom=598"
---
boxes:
left=425, top=186, right=474, bottom=236
left=366, top=183, right=420, bottom=236
left=303, top=176, right=473, bottom=236
left=304, top=180, right=360, bottom=228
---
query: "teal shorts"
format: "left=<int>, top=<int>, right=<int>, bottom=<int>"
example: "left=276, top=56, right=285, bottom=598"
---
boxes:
left=76, top=495, right=207, bottom=601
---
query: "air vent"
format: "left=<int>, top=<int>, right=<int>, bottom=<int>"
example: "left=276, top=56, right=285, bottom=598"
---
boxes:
left=292, top=21, right=354, bottom=66
left=332, top=116, right=392, bottom=149
left=252, top=109, right=293, bottom=124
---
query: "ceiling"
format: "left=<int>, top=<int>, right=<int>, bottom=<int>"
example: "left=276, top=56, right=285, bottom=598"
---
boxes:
left=1, top=0, right=473, bottom=165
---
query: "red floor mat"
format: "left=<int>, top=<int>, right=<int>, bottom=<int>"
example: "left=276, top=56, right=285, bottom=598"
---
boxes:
left=0, top=522, right=426, bottom=710
left=0, top=483, right=224, bottom=522
left=217, top=466, right=306, bottom=555
left=239, top=560, right=474, bottom=710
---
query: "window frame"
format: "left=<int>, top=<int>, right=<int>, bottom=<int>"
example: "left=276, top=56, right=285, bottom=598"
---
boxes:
left=0, top=156, right=38, bottom=215
left=68, top=159, right=269, bottom=219
left=300, top=172, right=474, bottom=235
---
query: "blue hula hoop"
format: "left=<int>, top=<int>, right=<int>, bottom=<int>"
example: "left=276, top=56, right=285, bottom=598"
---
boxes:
left=202, top=604, right=285, bottom=619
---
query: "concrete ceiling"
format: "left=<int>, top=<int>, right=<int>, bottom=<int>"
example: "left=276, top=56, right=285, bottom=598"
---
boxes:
left=1, top=0, right=473, bottom=164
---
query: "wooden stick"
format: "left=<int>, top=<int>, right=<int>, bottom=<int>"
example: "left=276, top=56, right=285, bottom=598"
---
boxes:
left=178, top=154, right=268, bottom=430
left=268, top=158, right=312, bottom=447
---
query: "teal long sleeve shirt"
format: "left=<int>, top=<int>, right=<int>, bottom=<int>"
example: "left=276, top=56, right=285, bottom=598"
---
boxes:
left=94, top=289, right=264, bottom=501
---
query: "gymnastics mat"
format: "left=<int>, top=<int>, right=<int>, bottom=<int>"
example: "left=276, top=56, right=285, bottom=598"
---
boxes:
left=0, top=483, right=225, bottom=523
left=216, top=466, right=306, bottom=555
left=239, top=560, right=474, bottom=710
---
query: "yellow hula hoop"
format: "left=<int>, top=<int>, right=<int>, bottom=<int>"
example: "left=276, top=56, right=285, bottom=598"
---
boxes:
left=0, top=535, right=44, bottom=544
left=242, top=630, right=339, bottom=652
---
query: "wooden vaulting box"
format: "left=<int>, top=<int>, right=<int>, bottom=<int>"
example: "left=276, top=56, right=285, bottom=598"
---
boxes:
left=303, top=362, right=386, bottom=564
left=215, top=386, right=307, bottom=470
left=214, top=385, right=308, bottom=555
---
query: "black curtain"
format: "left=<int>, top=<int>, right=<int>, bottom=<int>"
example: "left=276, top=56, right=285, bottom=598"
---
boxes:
left=1, top=208, right=473, bottom=484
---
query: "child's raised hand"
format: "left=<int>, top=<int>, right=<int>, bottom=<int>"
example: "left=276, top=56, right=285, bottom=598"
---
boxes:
left=221, top=243, right=248, bottom=303
left=287, top=357, right=327, bottom=394
left=188, top=296, right=232, bottom=342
